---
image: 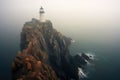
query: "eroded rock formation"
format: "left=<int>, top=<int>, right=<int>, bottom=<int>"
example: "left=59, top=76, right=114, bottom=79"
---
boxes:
left=12, top=19, right=90, bottom=80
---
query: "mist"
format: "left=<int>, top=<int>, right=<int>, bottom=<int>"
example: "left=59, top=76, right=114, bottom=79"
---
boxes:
left=0, top=0, right=120, bottom=45
left=0, top=0, right=120, bottom=80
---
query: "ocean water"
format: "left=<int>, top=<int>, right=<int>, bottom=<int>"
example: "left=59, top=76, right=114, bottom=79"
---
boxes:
left=69, top=41, right=120, bottom=80
left=0, top=28, right=120, bottom=80
left=0, top=30, right=20, bottom=80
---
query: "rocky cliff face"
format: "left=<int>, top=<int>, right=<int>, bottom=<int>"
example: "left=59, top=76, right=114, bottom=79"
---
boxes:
left=12, top=19, right=91, bottom=80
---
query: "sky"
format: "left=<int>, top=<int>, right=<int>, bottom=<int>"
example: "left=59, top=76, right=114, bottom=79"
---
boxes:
left=0, top=0, right=120, bottom=44
left=0, top=1, right=120, bottom=79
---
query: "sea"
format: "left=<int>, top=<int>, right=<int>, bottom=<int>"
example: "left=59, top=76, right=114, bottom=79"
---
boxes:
left=69, top=40, right=120, bottom=80
left=0, top=27, right=120, bottom=80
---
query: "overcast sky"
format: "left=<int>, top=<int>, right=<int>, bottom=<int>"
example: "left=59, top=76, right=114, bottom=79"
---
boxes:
left=0, top=0, right=120, bottom=44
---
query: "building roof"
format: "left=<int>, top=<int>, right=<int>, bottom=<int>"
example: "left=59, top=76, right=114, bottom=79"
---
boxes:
left=40, top=6, right=43, bottom=10
left=40, top=6, right=45, bottom=13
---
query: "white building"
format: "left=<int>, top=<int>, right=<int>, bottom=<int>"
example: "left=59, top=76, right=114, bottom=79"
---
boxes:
left=39, top=6, right=46, bottom=22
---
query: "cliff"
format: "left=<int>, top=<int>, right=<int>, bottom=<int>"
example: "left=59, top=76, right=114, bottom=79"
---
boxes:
left=12, top=18, right=91, bottom=80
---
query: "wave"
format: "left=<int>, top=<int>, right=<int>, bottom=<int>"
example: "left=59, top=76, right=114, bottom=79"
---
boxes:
left=71, top=39, right=76, bottom=43
left=85, top=53, right=95, bottom=60
left=77, top=52, right=96, bottom=79
left=78, top=67, right=87, bottom=78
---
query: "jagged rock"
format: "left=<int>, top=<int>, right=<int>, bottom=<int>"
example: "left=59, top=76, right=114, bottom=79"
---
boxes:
left=12, top=19, right=88, bottom=80
left=12, top=51, right=57, bottom=80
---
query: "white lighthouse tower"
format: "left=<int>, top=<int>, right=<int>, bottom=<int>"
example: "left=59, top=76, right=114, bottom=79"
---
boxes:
left=39, top=6, right=46, bottom=22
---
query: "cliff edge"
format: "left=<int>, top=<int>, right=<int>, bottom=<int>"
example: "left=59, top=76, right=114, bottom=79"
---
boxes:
left=12, top=19, right=91, bottom=80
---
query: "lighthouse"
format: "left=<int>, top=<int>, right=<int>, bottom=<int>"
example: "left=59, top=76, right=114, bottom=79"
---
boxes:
left=39, top=6, right=46, bottom=22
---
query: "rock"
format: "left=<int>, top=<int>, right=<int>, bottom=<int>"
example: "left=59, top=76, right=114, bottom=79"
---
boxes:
left=12, top=19, right=88, bottom=80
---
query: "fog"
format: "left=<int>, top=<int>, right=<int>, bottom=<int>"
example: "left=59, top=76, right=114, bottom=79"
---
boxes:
left=0, top=0, right=120, bottom=45
left=0, top=0, right=120, bottom=79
